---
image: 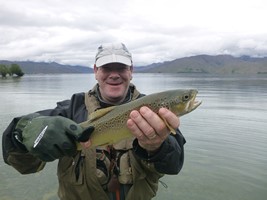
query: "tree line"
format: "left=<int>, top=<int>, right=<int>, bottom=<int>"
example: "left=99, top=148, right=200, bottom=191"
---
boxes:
left=0, top=63, right=24, bottom=78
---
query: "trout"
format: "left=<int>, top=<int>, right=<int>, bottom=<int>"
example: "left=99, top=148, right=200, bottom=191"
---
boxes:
left=78, top=89, right=201, bottom=148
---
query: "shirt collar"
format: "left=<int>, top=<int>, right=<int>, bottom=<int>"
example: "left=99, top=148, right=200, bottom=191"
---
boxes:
left=95, top=84, right=132, bottom=108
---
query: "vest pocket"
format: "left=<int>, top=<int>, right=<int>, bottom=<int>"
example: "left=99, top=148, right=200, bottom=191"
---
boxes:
left=57, top=152, right=84, bottom=185
left=117, top=151, right=133, bottom=184
left=95, top=149, right=111, bottom=188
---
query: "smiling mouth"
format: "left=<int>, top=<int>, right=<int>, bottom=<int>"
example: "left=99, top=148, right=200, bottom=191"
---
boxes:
left=108, top=82, right=122, bottom=86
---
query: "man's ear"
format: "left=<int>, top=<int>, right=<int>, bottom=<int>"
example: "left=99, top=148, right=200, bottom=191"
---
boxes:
left=94, top=64, right=98, bottom=80
left=94, top=64, right=98, bottom=72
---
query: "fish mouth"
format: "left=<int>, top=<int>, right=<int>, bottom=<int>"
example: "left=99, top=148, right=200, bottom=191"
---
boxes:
left=193, top=99, right=202, bottom=109
left=190, top=91, right=202, bottom=111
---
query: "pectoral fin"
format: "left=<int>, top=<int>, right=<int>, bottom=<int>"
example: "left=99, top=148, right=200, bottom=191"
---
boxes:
left=162, top=118, right=176, bottom=135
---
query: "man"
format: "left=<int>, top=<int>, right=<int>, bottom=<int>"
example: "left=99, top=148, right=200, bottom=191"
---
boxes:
left=2, top=43, right=186, bottom=200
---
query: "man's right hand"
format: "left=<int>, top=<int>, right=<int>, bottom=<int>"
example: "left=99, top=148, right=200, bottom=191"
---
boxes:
left=13, top=115, right=93, bottom=162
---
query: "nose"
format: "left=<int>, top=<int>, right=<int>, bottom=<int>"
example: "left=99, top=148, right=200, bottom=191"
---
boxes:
left=108, top=71, right=120, bottom=79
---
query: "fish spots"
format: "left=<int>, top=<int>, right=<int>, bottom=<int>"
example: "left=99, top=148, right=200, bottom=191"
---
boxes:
left=81, top=89, right=201, bottom=147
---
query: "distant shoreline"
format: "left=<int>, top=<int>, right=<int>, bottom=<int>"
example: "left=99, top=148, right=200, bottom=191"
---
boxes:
left=1, top=54, right=267, bottom=75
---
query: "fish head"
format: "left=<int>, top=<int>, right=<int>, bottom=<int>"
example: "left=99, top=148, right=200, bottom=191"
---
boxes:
left=169, top=89, right=202, bottom=116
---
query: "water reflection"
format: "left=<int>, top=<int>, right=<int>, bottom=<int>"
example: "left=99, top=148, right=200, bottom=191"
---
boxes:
left=1, top=74, right=267, bottom=200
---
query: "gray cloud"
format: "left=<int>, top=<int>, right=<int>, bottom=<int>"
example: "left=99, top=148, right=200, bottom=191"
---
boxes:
left=0, top=0, right=267, bottom=67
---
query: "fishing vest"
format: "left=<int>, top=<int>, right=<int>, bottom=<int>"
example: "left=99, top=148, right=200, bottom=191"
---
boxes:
left=57, top=84, right=163, bottom=200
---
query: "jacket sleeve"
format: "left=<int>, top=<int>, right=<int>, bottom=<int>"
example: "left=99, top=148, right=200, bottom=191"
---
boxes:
left=2, top=93, right=87, bottom=174
left=132, top=128, right=186, bottom=175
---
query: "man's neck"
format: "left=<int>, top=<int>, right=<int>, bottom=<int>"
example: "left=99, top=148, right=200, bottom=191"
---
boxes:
left=96, top=85, right=132, bottom=107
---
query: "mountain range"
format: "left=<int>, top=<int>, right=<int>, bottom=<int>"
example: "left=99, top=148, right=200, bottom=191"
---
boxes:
left=1, top=54, right=267, bottom=75
left=0, top=60, right=93, bottom=74
left=135, top=55, right=267, bottom=74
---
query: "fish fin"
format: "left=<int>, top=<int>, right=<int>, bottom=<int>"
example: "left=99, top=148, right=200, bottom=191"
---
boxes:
left=89, top=106, right=116, bottom=121
left=162, top=118, right=176, bottom=135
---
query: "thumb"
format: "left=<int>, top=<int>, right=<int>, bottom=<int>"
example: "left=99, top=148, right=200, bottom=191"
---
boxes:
left=64, top=120, right=94, bottom=142
left=62, top=118, right=84, bottom=140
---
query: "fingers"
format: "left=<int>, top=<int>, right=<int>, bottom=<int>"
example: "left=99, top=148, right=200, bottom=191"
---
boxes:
left=139, top=107, right=169, bottom=139
left=127, top=106, right=177, bottom=151
left=127, top=108, right=160, bottom=139
left=127, top=118, right=162, bottom=152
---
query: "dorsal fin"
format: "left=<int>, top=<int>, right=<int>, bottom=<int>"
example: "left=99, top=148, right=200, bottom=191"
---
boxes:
left=89, top=106, right=116, bottom=122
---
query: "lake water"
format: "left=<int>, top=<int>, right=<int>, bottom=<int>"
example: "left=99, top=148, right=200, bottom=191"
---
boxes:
left=0, top=73, right=267, bottom=200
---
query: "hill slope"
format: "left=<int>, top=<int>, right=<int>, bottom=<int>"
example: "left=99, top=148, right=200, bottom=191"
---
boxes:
left=1, top=55, right=267, bottom=74
left=0, top=61, right=93, bottom=74
left=139, top=55, right=267, bottom=74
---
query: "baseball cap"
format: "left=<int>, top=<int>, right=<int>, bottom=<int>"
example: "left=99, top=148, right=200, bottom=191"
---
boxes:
left=95, top=43, right=132, bottom=67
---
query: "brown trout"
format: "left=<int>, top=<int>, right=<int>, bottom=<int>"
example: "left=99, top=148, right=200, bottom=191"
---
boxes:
left=78, top=89, right=201, bottom=147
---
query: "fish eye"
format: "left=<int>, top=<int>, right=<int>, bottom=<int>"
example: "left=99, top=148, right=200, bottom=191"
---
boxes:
left=183, top=94, right=190, bottom=101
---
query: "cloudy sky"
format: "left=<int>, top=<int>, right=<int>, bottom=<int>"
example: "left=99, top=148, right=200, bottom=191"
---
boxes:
left=0, top=0, right=267, bottom=67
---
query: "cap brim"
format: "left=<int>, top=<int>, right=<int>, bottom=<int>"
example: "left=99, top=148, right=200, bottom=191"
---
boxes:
left=96, top=55, right=132, bottom=67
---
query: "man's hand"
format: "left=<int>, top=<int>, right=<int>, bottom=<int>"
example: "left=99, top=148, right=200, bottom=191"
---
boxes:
left=127, top=106, right=180, bottom=152
left=14, top=115, right=86, bottom=162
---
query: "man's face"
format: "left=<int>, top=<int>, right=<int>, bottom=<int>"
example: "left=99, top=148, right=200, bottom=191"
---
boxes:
left=94, top=63, right=133, bottom=104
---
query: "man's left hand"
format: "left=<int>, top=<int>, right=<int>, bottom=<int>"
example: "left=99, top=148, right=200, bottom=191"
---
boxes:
left=127, top=106, right=180, bottom=152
